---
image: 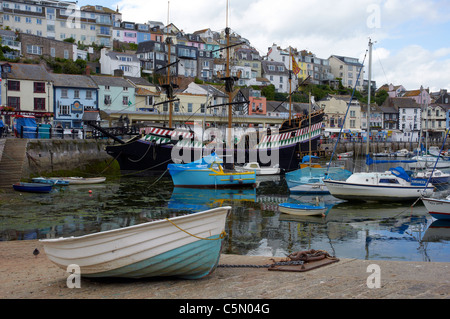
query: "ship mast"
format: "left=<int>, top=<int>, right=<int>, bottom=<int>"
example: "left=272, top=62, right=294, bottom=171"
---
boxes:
left=365, top=39, right=373, bottom=172
left=289, top=47, right=292, bottom=126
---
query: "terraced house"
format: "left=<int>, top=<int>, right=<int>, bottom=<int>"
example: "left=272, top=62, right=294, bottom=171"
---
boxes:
left=90, top=75, right=135, bottom=112
left=0, top=62, right=53, bottom=124
left=0, top=0, right=120, bottom=47
left=51, top=73, right=98, bottom=129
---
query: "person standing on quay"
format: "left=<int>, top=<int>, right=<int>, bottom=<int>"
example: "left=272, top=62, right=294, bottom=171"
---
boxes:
left=0, top=118, right=4, bottom=138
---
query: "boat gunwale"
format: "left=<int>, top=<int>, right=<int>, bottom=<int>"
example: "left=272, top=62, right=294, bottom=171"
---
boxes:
left=40, top=206, right=231, bottom=243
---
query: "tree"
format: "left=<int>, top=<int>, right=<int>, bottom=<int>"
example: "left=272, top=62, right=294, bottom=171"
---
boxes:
left=261, top=84, right=275, bottom=100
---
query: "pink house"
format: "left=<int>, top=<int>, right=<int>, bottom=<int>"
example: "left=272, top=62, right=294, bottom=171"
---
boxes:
left=403, top=85, right=431, bottom=105
left=248, top=95, right=267, bottom=115
left=123, top=30, right=137, bottom=44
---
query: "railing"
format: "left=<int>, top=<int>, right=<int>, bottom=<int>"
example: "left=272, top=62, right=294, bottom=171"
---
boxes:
left=8, top=125, right=140, bottom=141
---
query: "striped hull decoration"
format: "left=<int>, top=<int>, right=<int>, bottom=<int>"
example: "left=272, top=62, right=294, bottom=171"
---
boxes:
left=171, top=122, right=322, bottom=150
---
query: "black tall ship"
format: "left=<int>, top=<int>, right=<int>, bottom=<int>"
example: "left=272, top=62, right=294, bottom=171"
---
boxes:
left=105, top=5, right=324, bottom=176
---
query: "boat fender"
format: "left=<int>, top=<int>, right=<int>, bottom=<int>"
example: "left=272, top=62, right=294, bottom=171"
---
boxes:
left=230, top=175, right=234, bottom=182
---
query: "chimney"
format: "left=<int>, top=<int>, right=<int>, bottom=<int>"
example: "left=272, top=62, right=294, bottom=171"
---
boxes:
left=114, top=69, right=124, bottom=77
left=85, top=65, right=91, bottom=75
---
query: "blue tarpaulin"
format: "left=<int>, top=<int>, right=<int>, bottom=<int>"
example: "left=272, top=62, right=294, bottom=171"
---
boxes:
left=14, top=116, right=37, bottom=138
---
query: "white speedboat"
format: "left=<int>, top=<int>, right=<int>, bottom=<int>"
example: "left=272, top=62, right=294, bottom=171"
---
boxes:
left=407, top=155, right=450, bottom=169
left=235, top=162, right=280, bottom=175
left=323, top=167, right=435, bottom=202
left=337, top=151, right=353, bottom=158
left=395, top=149, right=412, bottom=157
left=415, top=169, right=450, bottom=186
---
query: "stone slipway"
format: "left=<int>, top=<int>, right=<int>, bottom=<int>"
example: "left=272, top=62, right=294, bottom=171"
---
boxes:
left=0, top=240, right=448, bottom=300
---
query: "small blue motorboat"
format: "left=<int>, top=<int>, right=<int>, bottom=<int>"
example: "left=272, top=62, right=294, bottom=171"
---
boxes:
left=13, top=182, right=53, bottom=193
left=32, top=177, right=70, bottom=186
left=278, top=202, right=327, bottom=216
left=168, top=153, right=256, bottom=188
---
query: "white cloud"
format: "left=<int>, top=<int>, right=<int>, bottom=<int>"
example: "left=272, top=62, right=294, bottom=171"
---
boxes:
left=372, top=45, right=450, bottom=91
left=109, top=0, right=450, bottom=91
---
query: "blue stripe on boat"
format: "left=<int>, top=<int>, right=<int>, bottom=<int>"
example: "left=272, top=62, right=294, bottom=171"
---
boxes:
left=279, top=203, right=325, bottom=210
left=83, top=235, right=223, bottom=279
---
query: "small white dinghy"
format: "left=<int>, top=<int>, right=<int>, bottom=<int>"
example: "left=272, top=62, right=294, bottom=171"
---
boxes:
left=278, top=202, right=327, bottom=216
left=52, top=177, right=106, bottom=185
left=40, top=206, right=231, bottom=279
left=235, top=162, right=280, bottom=175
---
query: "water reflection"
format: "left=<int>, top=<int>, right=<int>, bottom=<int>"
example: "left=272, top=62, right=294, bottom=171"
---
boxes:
left=0, top=172, right=449, bottom=262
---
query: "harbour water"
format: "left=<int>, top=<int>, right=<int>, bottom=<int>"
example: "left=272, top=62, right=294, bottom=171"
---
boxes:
left=1, top=158, right=449, bottom=263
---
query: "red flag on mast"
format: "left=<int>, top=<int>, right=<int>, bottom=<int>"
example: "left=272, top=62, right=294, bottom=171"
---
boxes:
left=292, top=56, right=300, bottom=75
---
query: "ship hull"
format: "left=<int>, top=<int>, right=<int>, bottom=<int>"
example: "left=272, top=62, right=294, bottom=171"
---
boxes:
left=106, top=138, right=319, bottom=176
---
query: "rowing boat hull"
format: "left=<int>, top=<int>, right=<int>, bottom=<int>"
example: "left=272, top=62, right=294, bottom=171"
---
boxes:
left=422, top=198, right=450, bottom=220
left=12, top=183, right=52, bottom=193
left=52, top=177, right=106, bottom=185
left=40, top=207, right=230, bottom=279
left=278, top=203, right=326, bottom=216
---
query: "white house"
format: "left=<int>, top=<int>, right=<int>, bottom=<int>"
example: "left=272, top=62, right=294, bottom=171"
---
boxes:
left=99, top=48, right=141, bottom=77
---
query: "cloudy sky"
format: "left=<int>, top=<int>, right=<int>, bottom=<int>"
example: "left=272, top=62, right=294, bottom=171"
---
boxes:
left=78, top=0, right=450, bottom=92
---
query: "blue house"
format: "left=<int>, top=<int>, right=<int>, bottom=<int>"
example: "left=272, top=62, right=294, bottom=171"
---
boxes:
left=51, top=74, right=98, bottom=129
left=90, top=75, right=135, bottom=112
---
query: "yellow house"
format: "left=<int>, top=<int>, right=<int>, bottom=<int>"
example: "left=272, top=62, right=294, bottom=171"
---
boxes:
left=0, top=63, right=54, bottom=125
left=319, top=95, right=362, bottom=134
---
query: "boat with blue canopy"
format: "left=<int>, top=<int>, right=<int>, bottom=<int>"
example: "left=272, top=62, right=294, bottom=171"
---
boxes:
left=286, top=156, right=352, bottom=194
left=168, top=153, right=256, bottom=188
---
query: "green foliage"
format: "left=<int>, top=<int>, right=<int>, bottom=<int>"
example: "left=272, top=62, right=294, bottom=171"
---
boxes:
left=43, top=56, right=88, bottom=74
left=63, top=37, right=76, bottom=43
left=257, top=78, right=377, bottom=105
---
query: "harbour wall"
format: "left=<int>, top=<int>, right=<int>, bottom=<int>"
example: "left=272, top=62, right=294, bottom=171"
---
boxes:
left=23, top=139, right=113, bottom=177
left=3, top=138, right=450, bottom=180
left=320, top=140, right=450, bottom=156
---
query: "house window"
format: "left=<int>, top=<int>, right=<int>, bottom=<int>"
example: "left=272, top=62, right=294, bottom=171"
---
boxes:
left=8, top=97, right=20, bottom=109
left=120, top=65, right=131, bottom=72
left=26, top=45, right=42, bottom=55
left=74, top=90, right=80, bottom=99
left=64, top=50, right=69, bottom=59
left=104, top=95, right=111, bottom=105
left=145, top=96, right=153, bottom=106
left=34, top=98, right=46, bottom=110
left=8, top=81, right=20, bottom=91
left=59, top=105, right=70, bottom=115
left=61, top=89, right=68, bottom=98
left=188, top=103, right=193, bottom=113
left=34, top=82, right=46, bottom=93
left=50, top=48, right=55, bottom=57
left=122, top=96, right=129, bottom=106
left=86, top=91, right=92, bottom=99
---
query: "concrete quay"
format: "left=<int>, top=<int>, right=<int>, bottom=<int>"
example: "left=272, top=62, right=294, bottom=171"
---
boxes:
left=0, top=240, right=448, bottom=301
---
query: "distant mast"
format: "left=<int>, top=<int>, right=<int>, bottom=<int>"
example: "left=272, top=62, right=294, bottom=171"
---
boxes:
left=365, top=38, right=373, bottom=172
left=167, top=1, right=173, bottom=128
left=289, top=47, right=292, bottom=126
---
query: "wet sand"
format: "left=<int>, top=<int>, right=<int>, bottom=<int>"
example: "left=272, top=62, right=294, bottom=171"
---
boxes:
left=1, top=239, right=449, bottom=300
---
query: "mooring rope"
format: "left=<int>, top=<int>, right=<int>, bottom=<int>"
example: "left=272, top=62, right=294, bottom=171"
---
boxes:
left=164, top=217, right=227, bottom=241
